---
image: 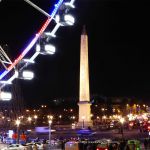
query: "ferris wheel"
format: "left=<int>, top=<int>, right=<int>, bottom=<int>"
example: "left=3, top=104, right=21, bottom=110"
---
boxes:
left=0, top=0, right=76, bottom=101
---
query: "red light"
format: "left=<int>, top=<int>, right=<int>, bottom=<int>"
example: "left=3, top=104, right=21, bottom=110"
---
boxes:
left=129, top=122, right=134, bottom=127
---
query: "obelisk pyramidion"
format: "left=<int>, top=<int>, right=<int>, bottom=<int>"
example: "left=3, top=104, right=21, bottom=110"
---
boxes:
left=78, top=26, right=92, bottom=128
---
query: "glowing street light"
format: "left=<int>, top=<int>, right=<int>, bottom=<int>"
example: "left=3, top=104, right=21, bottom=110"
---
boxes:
left=120, top=117, right=125, bottom=139
left=16, top=119, right=21, bottom=144
left=48, top=119, right=53, bottom=149
left=28, top=117, right=32, bottom=123
left=34, top=115, right=38, bottom=125
left=82, top=116, right=85, bottom=129
left=16, top=119, right=20, bottom=126
left=34, top=115, right=38, bottom=119
left=120, top=118, right=125, bottom=124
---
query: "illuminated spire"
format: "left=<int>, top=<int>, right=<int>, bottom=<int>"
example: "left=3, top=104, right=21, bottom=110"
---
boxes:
left=82, top=25, right=87, bottom=35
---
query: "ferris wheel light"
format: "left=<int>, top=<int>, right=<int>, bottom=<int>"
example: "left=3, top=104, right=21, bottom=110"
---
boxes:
left=44, top=44, right=56, bottom=54
left=55, top=14, right=75, bottom=26
left=64, top=14, right=75, bottom=26
left=0, top=91, right=12, bottom=101
left=22, top=70, right=34, bottom=80
left=36, top=43, right=56, bottom=55
left=36, top=44, right=41, bottom=52
left=55, top=15, right=60, bottom=23
left=0, top=0, right=64, bottom=81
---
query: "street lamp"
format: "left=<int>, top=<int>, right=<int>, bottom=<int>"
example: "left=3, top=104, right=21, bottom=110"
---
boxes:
left=82, top=116, right=85, bottom=129
left=34, top=115, right=38, bottom=125
left=28, top=117, right=32, bottom=125
left=16, top=119, right=20, bottom=144
left=34, top=115, right=37, bottom=119
left=48, top=119, right=52, bottom=150
left=120, top=117, right=125, bottom=139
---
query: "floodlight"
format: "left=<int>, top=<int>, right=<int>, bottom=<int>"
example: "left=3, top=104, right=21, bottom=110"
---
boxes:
left=0, top=91, right=12, bottom=101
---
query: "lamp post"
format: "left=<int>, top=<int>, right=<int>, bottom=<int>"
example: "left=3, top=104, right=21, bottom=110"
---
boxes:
left=48, top=119, right=52, bottom=149
left=16, top=119, right=20, bottom=144
left=82, top=116, right=85, bottom=129
left=120, top=117, right=125, bottom=139
left=28, top=117, right=32, bottom=125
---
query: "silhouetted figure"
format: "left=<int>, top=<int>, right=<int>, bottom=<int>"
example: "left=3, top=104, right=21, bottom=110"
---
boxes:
left=144, top=139, right=148, bottom=150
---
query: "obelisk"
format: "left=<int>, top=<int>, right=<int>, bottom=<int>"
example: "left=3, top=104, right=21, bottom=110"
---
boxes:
left=78, top=26, right=92, bottom=128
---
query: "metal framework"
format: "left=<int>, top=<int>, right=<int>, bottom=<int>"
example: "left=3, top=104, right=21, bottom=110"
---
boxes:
left=0, top=46, right=13, bottom=70
left=0, top=0, right=75, bottom=100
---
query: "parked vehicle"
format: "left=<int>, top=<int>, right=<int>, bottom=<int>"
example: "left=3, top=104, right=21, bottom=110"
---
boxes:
left=65, top=141, right=79, bottom=150
left=126, top=140, right=141, bottom=150
left=1, top=144, right=28, bottom=150
left=96, top=142, right=109, bottom=150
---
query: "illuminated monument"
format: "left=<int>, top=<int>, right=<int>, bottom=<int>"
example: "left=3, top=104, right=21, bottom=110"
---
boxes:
left=78, top=26, right=92, bottom=128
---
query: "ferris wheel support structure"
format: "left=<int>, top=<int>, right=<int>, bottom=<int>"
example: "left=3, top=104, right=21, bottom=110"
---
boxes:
left=0, top=0, right=64, bottom=82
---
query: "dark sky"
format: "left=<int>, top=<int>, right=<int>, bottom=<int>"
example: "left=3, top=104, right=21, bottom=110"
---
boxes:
left=0, top=0, right=150, bottom=105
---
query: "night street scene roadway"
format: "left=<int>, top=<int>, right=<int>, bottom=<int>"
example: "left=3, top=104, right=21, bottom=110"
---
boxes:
left=0, top=0, right=150, bottom=149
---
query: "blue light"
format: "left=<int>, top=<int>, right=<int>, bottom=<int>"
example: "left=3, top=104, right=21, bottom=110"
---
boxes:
left=50, top=0, right=63, bottom=18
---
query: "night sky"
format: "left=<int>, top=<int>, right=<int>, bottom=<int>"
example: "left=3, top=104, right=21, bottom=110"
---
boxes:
left=0, top=0, right=150, bottom=105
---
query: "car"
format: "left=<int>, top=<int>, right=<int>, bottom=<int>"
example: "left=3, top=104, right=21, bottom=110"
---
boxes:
left=96, top=142, right=109, bottom=150
left=1, top=144, right=28, bottom=150
left=26, top=142, right=44, bottom=149
left=126, top=140, right=141, bottom=150
left=65, top=141, right=79, bottom=150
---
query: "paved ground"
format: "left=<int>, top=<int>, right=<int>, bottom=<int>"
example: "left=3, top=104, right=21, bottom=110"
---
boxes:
left=0, top=143, right=7, bottom=149
left=31, top=128, right=148, bottom=140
